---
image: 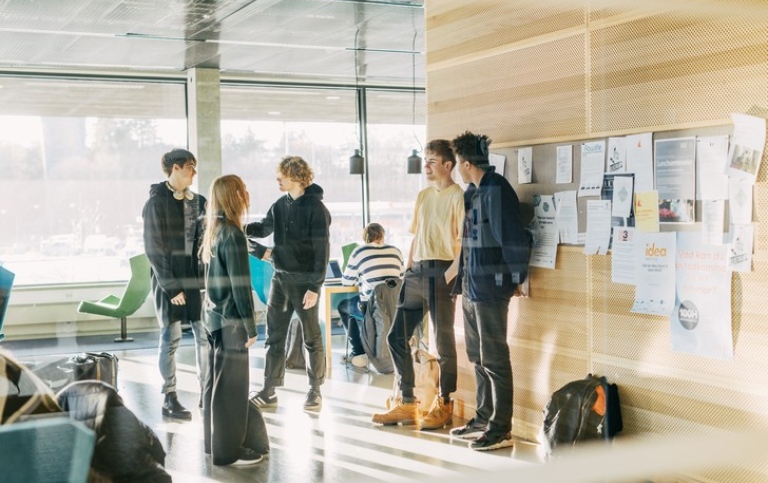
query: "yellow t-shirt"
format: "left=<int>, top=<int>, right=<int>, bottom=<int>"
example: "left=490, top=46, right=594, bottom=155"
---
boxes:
left=410, top=183, right=465, bottom=262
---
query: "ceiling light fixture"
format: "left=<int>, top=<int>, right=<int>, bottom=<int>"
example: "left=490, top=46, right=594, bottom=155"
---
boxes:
left=406, top=29, right=423, bottom=174
left=349, top=29, right=365, bottom=175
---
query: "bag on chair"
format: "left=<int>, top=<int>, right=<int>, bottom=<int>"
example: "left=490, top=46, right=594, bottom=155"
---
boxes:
left=285, top=317, right=306, bottom=370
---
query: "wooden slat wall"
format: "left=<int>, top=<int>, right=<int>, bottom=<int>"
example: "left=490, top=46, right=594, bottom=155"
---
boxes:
left=426, top=1, right=768, bottom=481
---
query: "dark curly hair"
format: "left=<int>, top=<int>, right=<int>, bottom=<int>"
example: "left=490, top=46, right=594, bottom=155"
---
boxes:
left=425, top=139, right=456, bottom=168
left=451, top=131, right=491, bottom=168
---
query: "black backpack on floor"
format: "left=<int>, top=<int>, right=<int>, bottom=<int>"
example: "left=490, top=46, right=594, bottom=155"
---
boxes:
left=541, top=373, right=623, bottom=457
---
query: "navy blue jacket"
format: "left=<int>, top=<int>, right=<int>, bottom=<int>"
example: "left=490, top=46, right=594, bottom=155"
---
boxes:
left=458, top=169, right=529, bottom=302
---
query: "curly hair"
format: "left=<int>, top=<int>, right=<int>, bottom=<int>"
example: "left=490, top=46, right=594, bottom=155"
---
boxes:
left=451, top=131, right=492, bottom=168
left=277, top=156, right=314, bottom=188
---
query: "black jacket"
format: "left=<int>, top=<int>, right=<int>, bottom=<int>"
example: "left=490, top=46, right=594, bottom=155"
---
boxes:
left=142, top=182, right=206, bottom=324
left=245, top=183, right=331, bottom=293
left=203, top=221, right=257, bottom=339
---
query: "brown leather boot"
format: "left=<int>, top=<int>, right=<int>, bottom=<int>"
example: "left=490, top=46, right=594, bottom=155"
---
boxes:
left=372, top=399, right=419, bottom=426
left=420, top=396, right=453, bottom=430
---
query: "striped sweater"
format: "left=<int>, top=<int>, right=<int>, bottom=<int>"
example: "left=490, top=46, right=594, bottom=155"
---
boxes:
left=341, top=243, right=404, bottom=301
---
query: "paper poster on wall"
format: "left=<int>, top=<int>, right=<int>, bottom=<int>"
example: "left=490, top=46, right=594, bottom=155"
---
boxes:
left=518, top=147, right=532, bottom=184
left=696, top=135, right=729, bottom=201
left=556, top=145, right=573, bottom=184
left=584, top=199, right=611, bottom=255
left=578, top=141, right=605, bottom=197
left=626, top=132, right=654, bottom=192
left=489, top=153, right=506, bottom=177
left=655, top=137, right=696, bottom=224
left=634, top=190, right=660, bottom=232
left=529, top=194, right=558, bottom=269
left=728, top=176, right=753, bottom=225
left=554, top=190, right=578, bottom=244
left=631, top=231, right=676, bottom=316
left=607, top=137, right=626, bottom=173
left=726, top=113, right=766, bottom=184
left=611, top=227, right=636, bottom=285
left=728, top=223, right=754, bottom=273
left=671, top=232, right=732, bottom=360
left=701, top=200, right=725, bottom=246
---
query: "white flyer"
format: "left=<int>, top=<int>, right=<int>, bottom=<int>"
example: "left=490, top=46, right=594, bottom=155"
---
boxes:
left=578, top=141, right=605, bottom=198
left=728, top=223, right=754, bottom=273
left=726, top=113, right=766, bottom=184
left=611, top=227, right=636, bottom=285
left=607, top=137, right=626, bottom=173
left=518, top=147, right=532, bottom=184
left=556, top=145, right=573, bottom=184
left=584, top=199, right=611, bottom=255
left=728, top=176, right=753, bottom=225
left=626, top=132, right=654, bottom=192
left=529, top=194, right=558, bottom=269
left=701, top=199, right=725, bottom=246
left=554, top=190, right=578, bottom=244
left=631, top=231, right=676, bottom=316
left=696, top=135, right=729, bottom=200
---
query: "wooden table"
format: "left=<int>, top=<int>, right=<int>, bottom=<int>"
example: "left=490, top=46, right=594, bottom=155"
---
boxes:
left=318, top=284, right=357, bottom=376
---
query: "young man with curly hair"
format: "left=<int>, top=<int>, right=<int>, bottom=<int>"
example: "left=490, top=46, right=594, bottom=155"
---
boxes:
left=247, top=156, right=331, bottom=411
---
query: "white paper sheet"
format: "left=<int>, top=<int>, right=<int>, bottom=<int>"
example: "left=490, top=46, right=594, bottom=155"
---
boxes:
left=530, top=194, right=558, bottom=269
left=489, top=153, right=506, bottom=176
left=554, top=190, right=578, bottom=244
left=671, top=232, right=732, bottom=360
left=611, top=227, right=636, bottom=285
left=584, top=199, right=611, bottom=255
left=607, top=137, right=626, bottom=173
left=556, top=145, right=573, bottom=184
left=626, top=132, right=654, bottom=192
left=518, top=147, right=532, bottom=184
left=611, top=175, right=633, bottom=218
left=631, top=231, right=676, bottom=316
left=728, top=223, right=754, bottom=273
left=655, top=137, right=696, bottom=224
left=696, top=135, right=729, bottom=200
left=701, top=199, right=725, bottom=246
left=578, top=141, right=605, bottom=198
left=726, top=113, right=766, bottom=184
left=728, top=176, right=753, bottom=225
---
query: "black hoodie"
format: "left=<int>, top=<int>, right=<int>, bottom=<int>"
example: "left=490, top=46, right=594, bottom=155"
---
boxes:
left=245, top=183, right=331, bottom=293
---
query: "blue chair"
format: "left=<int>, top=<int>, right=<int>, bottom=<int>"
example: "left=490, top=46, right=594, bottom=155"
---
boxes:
left=0, top=264, right=15, bottom=342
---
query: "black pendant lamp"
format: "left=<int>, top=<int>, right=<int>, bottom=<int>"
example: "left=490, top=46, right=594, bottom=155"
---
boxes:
left=407, top=149, right=422, bottom=174
left=349, top=149, right=365, bottom=175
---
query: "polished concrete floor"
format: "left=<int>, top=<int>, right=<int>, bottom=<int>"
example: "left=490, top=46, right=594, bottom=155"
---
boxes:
left=6, top=331, right=543, bottom=482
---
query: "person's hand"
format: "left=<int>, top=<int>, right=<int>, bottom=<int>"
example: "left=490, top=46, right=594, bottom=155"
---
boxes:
left=303, top=290, right=318, bottom=309
left=262, top=248, right=272, bottom=260
left=170, top=292, right=186, bottom=305
left=245, top=336, right=258, bottom=348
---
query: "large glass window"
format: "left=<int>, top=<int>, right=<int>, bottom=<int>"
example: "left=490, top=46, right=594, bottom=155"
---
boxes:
left=220, top=85, right=361, bottom=261
left=366, top=89, right=426, bottom=260
left=0, top=76, right=187, bottom=285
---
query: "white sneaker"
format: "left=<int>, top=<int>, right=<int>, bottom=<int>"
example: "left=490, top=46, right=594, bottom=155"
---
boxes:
left=351, top=354, right=369, bottom=368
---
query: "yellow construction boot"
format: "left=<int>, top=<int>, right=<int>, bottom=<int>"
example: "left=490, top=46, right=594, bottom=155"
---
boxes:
left=372, top=399, right=419, bottom=426
left=420, top=396, right=453, bottom=430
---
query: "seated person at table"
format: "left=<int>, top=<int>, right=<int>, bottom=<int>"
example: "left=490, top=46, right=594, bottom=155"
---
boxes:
left=338, top=223, right=404, bottom=368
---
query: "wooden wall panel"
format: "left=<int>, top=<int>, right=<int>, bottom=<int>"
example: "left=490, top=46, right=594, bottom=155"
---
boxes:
left=427, top=1, right=768, bottom=480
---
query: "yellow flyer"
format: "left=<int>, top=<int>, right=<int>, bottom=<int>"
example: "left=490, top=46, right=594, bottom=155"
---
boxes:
left=634, top=191, right=659, bottom=232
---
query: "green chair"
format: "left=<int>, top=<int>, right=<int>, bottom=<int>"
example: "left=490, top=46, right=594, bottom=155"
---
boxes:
left=341, top=242, right=359, bottom=271
left=77, top=253, right=151, bottom=343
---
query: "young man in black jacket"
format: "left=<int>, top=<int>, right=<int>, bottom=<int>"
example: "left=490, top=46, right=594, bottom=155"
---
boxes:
left=142, top=148, right=208, bottom=421
left=247, top=156, right=331, bottom=411
left=450, top=131, right=530, bottom=451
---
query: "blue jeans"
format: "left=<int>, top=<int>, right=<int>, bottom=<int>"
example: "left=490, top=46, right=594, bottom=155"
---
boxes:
left=462, top=294, right=513, bottom=435
left=159, top=319, right=208, bottom=394
left=263, top=272, right=325, bottom=389
left=337, top=295, right=365, bottom=356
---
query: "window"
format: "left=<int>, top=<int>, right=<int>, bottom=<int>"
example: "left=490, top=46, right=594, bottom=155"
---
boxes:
left=0, top=76, right=187, bottom=285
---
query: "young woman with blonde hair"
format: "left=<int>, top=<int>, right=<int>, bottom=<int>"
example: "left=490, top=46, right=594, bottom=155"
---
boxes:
left=200, top=174, right=264, bottom=466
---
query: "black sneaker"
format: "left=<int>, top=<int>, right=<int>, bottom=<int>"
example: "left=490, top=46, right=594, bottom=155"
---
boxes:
left=469, top=431, right=514, bottom=451
left=230, top=447, right=263, bottom=466
left=250, top=389, right=278, bottom=408
left=303, top=389, right=322, bottom=410
left=449, top=418, right=486, bottom=440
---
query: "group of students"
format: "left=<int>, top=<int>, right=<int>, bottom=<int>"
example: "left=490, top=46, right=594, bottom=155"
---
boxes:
left=141, top=129, right=529, bottom=466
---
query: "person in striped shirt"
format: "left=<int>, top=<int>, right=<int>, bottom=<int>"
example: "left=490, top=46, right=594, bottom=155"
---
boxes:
left=338, top=223, right=405, bottom=368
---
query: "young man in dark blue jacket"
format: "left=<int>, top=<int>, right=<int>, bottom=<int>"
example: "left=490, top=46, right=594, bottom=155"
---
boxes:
left=450, top=131, right=530, bottom=451
left=246, top=156, right=331, bottom=411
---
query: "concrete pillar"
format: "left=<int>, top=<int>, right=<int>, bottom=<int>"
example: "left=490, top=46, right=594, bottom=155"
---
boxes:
left=187, top=67, right=222, bottom=197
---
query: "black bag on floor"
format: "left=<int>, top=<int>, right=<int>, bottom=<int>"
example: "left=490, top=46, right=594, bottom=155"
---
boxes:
left=541, top=373, right=622, bottom=457
left=285, top=318, right=306, bottom=370
left=63, top=352, right=119, bottom=388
